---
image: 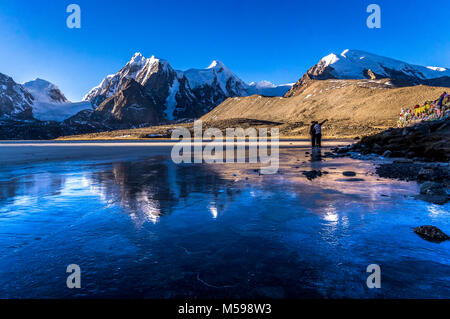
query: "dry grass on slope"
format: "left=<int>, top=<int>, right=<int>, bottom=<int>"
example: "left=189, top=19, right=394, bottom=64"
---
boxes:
left=201, top=79, right=448, bottom=137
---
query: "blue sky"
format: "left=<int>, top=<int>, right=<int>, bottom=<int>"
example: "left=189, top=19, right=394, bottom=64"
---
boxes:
left=0, top=0, right=449, bottom=101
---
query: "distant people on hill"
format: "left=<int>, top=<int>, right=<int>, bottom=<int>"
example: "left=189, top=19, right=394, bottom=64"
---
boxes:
left=438, top=92, right=447, bottom=107
left=398, top=92, right=449, bottom=127
left=313, top=119, right=328, bottom=148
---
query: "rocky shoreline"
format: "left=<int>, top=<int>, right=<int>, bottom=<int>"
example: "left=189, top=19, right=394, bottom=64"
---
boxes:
left=331, top=118, right=450, bottom=241
left=339, top=118, right=450, bottom=162
left=332, top=118, right=449, bottom=220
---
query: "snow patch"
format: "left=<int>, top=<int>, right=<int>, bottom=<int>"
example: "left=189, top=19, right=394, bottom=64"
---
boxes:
left=207, top=60, right=226, bottom=69
left=32, top=101, right=93, bottom=122
left=320, top=53, right=340, bottom=67
left=427, top=66, right=447, bottom=72
left=165, top=78, right=180, bottom=120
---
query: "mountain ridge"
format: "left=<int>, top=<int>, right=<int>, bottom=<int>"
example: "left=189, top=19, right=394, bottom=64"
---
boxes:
left=1, top=49, right=449, bottom=139
left=286, top=49, right=450, bottom=97
left=82, top=53, right=292, bottom=124
left=0, top=72, right=34, bottom=120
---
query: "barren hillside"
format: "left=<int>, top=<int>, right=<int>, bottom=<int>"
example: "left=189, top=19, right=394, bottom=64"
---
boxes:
left=201, top=79, right=448, bottom=137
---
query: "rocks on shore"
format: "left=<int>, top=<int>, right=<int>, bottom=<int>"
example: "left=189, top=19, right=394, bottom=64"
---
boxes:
left=335, top=118, right=450, bottom=162
left=417, top=166, right=449, bottom=182
left=302, top=170, right=323, bottom=181
left=376, top=163, right=448, bottom=182
left=420, top=182, right=447, bottom=196
left=382, top=150, right=392, bottom=158
left=332, top=119, right=450, bottom=205
left=414, top=226, right=450, bottom=242
left=375, top=162, right=449, bottom=204
left=342, top=171, right=357, bottom=177
left=416, top=182, right=449, bottom=205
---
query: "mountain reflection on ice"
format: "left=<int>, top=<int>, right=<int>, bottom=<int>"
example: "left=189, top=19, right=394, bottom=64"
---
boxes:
left=88, top=158, right=235, bottom=225
left=0, top=148, right=449, bottom=299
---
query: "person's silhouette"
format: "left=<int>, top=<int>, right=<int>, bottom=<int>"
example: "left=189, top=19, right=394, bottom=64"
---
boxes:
left=310, top=121, right=318, bottom=148
left=313, top=120, right=328, bottom=148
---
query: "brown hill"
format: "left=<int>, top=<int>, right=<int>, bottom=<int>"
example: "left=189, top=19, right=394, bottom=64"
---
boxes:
left=201, top=79, right=449, bottom=137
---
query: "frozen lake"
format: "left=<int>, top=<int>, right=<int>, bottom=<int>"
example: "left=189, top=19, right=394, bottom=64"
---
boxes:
left=0, top=142, right=449, bottom=298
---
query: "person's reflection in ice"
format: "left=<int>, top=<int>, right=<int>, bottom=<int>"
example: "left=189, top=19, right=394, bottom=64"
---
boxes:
left=310, top=147, right=323, bottom=162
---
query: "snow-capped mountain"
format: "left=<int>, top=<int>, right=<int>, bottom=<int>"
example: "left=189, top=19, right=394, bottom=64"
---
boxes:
left=247, top=81, right=293, bottom=97
left=83, top=53, right=160, bottom=107
left=183, top=60, right=248, bottom=96
left=83, top=53, right=291, bottom=124
left=83, top=53, right=195, bottom=122
left=23, top=78, right=92, bottom=122
left=286, top=49, right=450, bottom=97
left=24, top=78, right=68, bottom=104
left=0, top=72, right=34, bottom=119
left=307, top=49, right=450, bottom=83
left=94, top=78, right=163, bottom=127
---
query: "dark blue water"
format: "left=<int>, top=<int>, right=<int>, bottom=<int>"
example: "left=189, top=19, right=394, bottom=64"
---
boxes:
left=0, top=150, right=449, bottom=298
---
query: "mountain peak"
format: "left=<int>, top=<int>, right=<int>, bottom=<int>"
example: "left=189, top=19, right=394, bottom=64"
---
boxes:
left=129, top=52, right=147, bottom=65
left=128, top=53, right=169, bottom=68
left=249, top=80, right=276, bottom=89
left=24, top=78, right=68, bottom=104
left=31, top=78, right=50, bottom=84
left=131, top=52, right=144, bottom=59
left=320, top=53, right=340, bottom=67
left=312, top=49, right=450, bottom=82
left=207, top=60, right=226, bottom=70
left=25, top=78, right=55, bottom=88
left=83, top=54, right=293, bottom=124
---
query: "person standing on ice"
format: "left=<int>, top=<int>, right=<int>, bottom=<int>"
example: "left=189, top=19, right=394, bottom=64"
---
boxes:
left=310, top=121, right=318, bottom=148
left=314, top=119, right=328, bottom=148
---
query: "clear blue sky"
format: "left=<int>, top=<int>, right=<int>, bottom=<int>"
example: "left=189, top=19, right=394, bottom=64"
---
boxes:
left=0, top=0, right=449, bottom=101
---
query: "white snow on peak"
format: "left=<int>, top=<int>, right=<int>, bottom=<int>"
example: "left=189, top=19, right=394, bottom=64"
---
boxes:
left=82, top=74, right=115, bottom=101
left=340, top=49, right=349, bottom=58
left=184, top=60, right=245, bottom=95
left=83, top=53, right=293, bottom=114
left=138, top=55, right=171, bottom=85
left=24, top=78, right=68, bottom=104
left=247, top=81, right=293, bottom=96
left=207, top=60, right=226, bottom=69
left=123, top=53, right=155, bottom=79
left=320, top=53, right=340, bottom=67
left=24, top=78, right=92, bottom=122
left=24, top=78, right=55, bottom=90
left=427, top=66, right=447, bottom=72
left=132, top=52, right=143, bottom=58
left=316, top=49, right=450, bottom=80
left=83, top=53, right=171, bottom=103
left=249, top=80, right=276, bottom=89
